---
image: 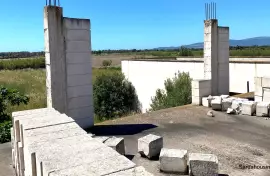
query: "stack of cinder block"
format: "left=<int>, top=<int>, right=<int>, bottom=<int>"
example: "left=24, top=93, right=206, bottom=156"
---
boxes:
left=11, top=108, right=153, bottom=176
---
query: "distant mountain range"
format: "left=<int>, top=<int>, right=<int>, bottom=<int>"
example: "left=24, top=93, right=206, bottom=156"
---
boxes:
left=155, top=37, right=270, bottom=50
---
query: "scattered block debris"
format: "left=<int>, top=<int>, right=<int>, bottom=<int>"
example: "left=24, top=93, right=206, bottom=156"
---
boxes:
left=241, top=101, right=257, bottom=116
left=159, top=148, right=188, bottom=174
left=189, top=153, right=219, bottom=176
left=138, top=134, right=163, bottom=159
left=256, top=102, right=270, bottom=117
left=207, top=110, right=215, bottom=117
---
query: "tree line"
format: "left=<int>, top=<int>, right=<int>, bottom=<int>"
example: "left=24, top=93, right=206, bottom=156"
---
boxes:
left=1, top=45, right=270, bottom=59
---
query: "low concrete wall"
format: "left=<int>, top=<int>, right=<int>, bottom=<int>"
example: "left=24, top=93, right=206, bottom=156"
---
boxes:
left=122, top=58, right=270, bottom=112
left=11, top=108, right=153, bottom=176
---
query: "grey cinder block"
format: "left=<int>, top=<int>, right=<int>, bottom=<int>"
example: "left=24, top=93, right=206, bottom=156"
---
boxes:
left=189, top=153, right=219, bottom=176
left=138, top=134, right=163, bottom=159
left=211, top=96, right=222, bottom=111
left=159, top=148, right=188, bottom=174
left=241, top=101, right=257, bottom=116
left=256, top=102, right=270, bottom=117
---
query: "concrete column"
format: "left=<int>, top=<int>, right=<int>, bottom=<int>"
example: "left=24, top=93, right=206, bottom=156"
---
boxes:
left=44, top=6, right=67, bottom=113
left=204, top=19, right=218, bottom=95
left=63, top=18, right=94, bottom=129
left=44, top=7, right=94, bottom=129
left=217, top=27, right=230, bottom=95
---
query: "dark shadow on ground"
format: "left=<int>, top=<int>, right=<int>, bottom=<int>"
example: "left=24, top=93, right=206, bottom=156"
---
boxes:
left=125, top=154, right=135, bottom=160
left=88, top=124, right=158, bottom=136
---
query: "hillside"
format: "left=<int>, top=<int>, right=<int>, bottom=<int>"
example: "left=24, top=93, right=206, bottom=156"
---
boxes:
left=156, top=37, right=270, bottom=50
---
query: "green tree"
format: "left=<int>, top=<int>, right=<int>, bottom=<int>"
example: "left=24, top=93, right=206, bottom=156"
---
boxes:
left=150, top=72, right=192, bottom=111
left=93, top=72, right=140, bottom=121
left=179, top=46, right=194, bottom=56
left=0, top=87, right=29, bottom=143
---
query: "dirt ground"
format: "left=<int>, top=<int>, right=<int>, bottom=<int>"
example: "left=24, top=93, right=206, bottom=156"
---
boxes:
left=91, top=105, right=270, bottom=176
left=92, top=54, right=158, bottom=67
left=2, top=105, right=270, bottom=176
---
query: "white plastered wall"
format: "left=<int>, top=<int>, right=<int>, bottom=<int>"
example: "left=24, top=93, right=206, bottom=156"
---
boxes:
left=122, top=59, right=270, bottom=113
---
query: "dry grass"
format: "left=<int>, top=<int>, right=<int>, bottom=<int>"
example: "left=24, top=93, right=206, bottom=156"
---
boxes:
left=0, top=68, right=121, bottom=117
left=0, top=69, right=46, bottom=114
left=92, top=54, right=160, bottom=67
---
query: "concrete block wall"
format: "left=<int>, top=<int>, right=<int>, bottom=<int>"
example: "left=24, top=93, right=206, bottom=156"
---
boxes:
left=44, top=6, right=93, bottom=129
left=63, top=18, right=94, bottom=129
left=192, top=79, right=212, bottom=105
left=11, top=108, right=153, bottom=176
left=254, top=77, right=270, bottom=102
left=217, top=27, right=230, bottom=95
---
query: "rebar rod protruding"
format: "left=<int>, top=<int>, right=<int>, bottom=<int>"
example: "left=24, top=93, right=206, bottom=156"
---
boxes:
left=215, top=3, right=217, bottom=19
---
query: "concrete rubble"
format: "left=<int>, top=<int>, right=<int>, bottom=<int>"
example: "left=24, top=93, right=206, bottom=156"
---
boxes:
left=222, top=97, right=236, bottom=111
left=226, top=108, right=236, bottom=114
left=189, top=153, right=219, bottom=176
left=159, top=148, right=188, bottom=174
left=138, top=134, right=163, bottom=159
left=207, top=110, right=215, bottom=117
left=11, top=108, right=153, bottom=176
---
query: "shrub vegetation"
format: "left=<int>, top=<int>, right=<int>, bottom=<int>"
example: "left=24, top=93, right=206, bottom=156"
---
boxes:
left=0, top=87, right=29, bottom=143
left=93, top=71, right=140, bottom=121
left=150, top=72, right=192, bottom=111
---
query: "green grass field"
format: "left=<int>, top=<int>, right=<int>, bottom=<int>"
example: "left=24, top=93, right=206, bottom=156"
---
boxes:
left=0, top=68, right=120, bottom=118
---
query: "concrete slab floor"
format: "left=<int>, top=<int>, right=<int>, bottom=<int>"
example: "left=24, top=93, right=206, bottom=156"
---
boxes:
left=0, top=142, right=15, bottom=176
left=91, top=105, right=270, bottom=176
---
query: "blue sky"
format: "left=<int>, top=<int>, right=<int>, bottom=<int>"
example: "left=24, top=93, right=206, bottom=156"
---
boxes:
left=0, top=0, right=269, bottom=51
